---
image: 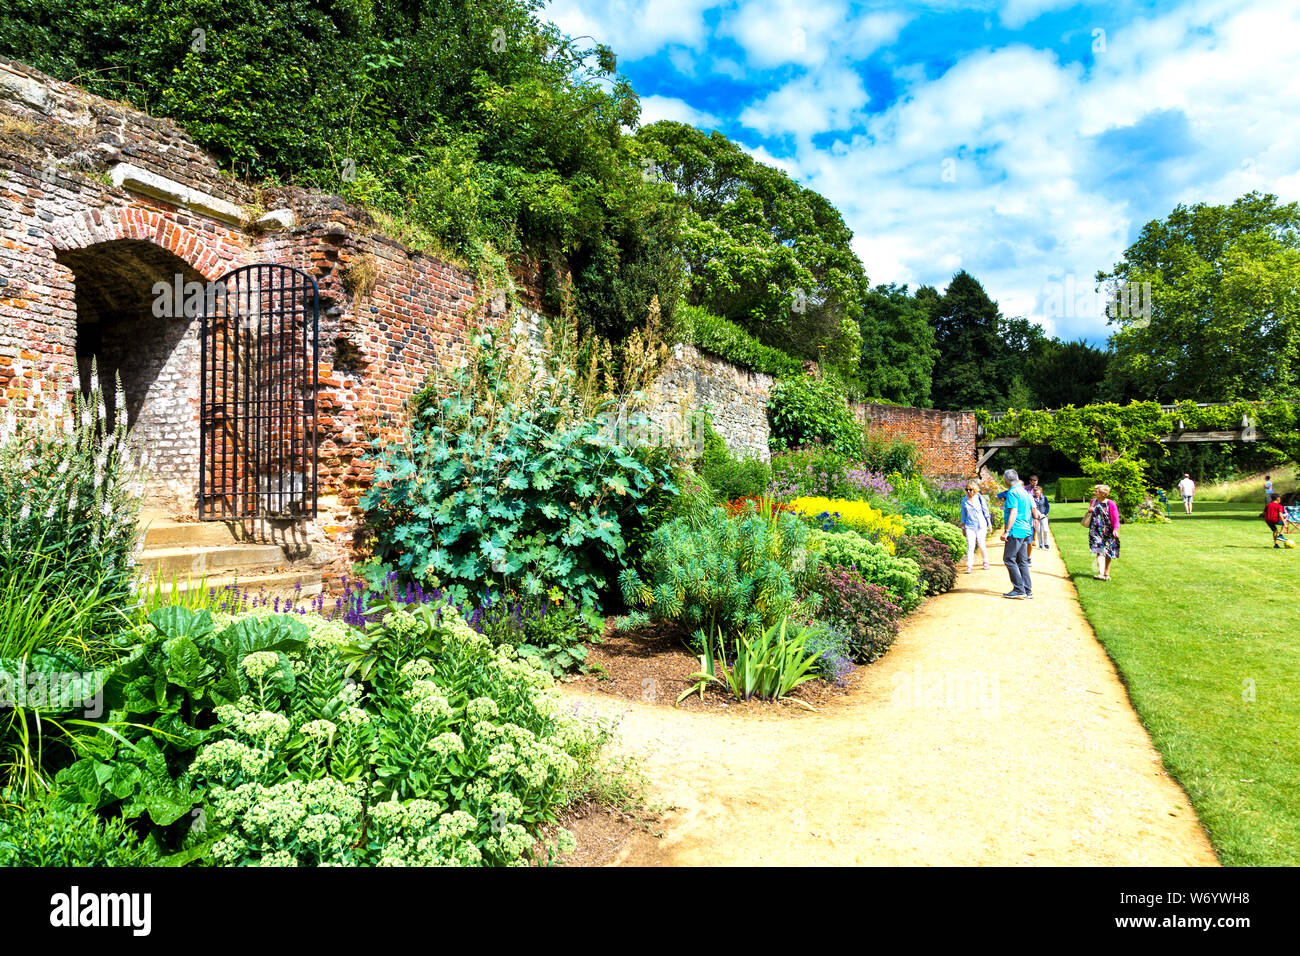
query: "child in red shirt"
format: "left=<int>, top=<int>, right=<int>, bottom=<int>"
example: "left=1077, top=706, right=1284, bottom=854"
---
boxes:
left=1265, top=495, right=1285, bottom=548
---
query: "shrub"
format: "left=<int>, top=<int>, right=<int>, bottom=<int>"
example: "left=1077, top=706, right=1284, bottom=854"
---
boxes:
left=678, top=305, right=804, bottom=378
left=806, top=529, right=922, bottom=609
left=0, top=788, right=159, bottom=866
left=767, top=374, right=862, bottom=457
left=768, top=446, right=894, bottom=501
left=363, top=334, right=676, bottom=610
left=1056, top=477, right=1094, bottom=502
left=186, top=605, right=603, bottom=866
left=620, top=507, right=817, bottom=638
left=796, top=620, right=856, bottom=685
left=789, top=497, right=906, bottom=552
left=698, top=418, right=771, bottom=502
left=0, top=369, right=143, bottom=638
left=860, top=426, right=923, bottom=478
left=899, top=514, right=965, bottom=562
left=468, top=586, right=602, bottom=677
left=811, top=566, right=904, bottom=663
left=898, top=534, right=957, bottom=596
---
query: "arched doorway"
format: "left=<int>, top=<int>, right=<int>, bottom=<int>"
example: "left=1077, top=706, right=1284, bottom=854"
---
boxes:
left=55, top=239, right=205, bottom=510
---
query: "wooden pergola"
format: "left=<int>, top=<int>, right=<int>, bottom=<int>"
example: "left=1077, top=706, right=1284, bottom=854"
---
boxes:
left=975, top=403, right=1258, bottom=471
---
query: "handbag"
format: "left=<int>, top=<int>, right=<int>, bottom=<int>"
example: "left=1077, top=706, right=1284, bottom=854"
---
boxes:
left=1080, top=504, right=1093, bottom=528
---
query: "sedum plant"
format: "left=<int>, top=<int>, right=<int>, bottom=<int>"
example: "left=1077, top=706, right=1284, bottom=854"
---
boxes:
left=899, top=514, right=965, bottom=562
left=188, top=606, right=601, bottom=866
left=619, top=506, right=818, bottom=639
left=811, top=566, right=904, bottom=664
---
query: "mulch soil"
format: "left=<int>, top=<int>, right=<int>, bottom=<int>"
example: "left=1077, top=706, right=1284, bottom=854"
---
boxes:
left=565, top=619, right=860, bottom=715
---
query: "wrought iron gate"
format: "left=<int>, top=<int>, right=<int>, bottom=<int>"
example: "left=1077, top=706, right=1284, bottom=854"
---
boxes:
left=199, top=263, right=318, bottom=519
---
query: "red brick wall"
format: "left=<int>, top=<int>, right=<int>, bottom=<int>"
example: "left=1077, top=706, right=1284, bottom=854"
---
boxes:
left=0, top=57, right=518, bottom=570
left=254, top=208, right=509, bottom=562
left=853, top=402, right=977, bottom=478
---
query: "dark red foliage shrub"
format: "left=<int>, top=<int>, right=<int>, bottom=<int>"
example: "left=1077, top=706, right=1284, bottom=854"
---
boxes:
left=812, top=565, right=903, bottom=663
left=899, top=534, right=957, bottom=596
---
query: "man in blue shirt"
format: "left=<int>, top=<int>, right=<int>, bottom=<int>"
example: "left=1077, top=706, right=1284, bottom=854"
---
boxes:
left=999, top=468, right=1035, bottom=599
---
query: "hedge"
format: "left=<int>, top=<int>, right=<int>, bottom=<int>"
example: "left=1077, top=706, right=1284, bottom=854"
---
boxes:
left=1056, top=477, right=1095, bottom=502
left=678, top=305, right=805, bottom=379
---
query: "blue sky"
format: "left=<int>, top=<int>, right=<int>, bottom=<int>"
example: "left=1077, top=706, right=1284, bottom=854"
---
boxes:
left=543, top=0, right=1300, bottom=345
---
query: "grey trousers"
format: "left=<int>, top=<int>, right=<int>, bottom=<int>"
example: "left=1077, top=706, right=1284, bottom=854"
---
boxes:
left=1004, top=535, right=1032, bottom=595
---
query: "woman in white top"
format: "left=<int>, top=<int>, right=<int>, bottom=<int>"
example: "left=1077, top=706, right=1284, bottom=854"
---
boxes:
left=958, top=479, right=992, bottom=573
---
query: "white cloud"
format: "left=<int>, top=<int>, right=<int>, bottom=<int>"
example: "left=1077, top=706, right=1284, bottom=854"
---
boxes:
left=717, top=1, right=907, bottom=69
left=543, top=0, right=716, bottom=59
left=544, top=0, right=1300, bottom=343
left=761, top=0, right=1300, bottom=339
left=738, top=65, right=871, bottom=139
left=638, top=94, right=722, bottom=129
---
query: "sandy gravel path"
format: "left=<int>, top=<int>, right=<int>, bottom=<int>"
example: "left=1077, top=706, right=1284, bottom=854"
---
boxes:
left=562, top=527, right=1218, bottom=866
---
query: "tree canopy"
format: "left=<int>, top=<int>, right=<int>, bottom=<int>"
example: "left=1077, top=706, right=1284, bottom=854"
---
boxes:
left=0, top=0, right=683, bottom=340
left=1099, top=191, right=1300, bottom=402
left=635, top=120, right=867, bottom=366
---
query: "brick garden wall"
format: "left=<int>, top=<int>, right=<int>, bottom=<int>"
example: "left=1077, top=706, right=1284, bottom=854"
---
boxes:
left=1, top=57, right=978, bottom=577
left=852, top=402, right=977, bottom=477
left=0, top=57, right=508, bottom=570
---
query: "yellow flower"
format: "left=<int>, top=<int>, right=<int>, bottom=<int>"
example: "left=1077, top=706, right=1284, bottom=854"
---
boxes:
left=789, top=497, right=904, bottom=553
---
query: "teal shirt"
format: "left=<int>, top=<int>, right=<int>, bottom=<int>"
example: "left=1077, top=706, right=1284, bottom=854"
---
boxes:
left=1003, top=485, right=1035, bottom=538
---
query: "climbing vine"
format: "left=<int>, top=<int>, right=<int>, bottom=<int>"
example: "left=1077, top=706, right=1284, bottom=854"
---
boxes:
left=977, top=401, right=1300, bottom=518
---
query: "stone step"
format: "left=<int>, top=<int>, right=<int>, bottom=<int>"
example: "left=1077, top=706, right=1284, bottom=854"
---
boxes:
left=147, top=568, right=326, bottom=604
left=140, top=520, right=240, bottom=549
left=137, top=543, right=286, bottom=575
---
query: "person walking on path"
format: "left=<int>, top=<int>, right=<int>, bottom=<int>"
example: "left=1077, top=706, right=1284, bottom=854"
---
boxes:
left=960, top=479, right=992, bottom=574
left=1177, top=473, right=1195, bottom=515
left=1086, top=484, right=1121, bottom=580
left=1024, top=477, right=1039, bottom=565
left=1031, top=483, right=1052, bottom=550
left=999, top=469, right=1034, bottom=599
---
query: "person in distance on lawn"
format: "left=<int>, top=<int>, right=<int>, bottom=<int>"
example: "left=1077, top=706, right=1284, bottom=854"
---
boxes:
left=960, top=479, right=992, bottom=574
left=1177, top=473, right=1195, bottom=515
left=1265, top=494, right=1285, bottom=548
left=1264, top=475, right=1273, bottom=503
left=999, top=469, right=1034, bottom=599
left=1086, top=484, right=1121, bottom=580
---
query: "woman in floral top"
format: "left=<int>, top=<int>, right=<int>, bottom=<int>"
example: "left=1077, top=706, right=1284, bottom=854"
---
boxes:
left=1086, top=484, right=1121, bottom=580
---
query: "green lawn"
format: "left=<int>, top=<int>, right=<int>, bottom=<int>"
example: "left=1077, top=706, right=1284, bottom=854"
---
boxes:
left=1049, top=501, right=1300, bottom=865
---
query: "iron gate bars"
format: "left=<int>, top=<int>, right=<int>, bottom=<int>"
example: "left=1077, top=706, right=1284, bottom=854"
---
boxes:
left=199, top=263, right=319, bottom=520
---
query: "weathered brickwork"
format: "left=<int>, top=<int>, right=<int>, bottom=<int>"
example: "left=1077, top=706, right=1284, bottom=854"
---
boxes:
left=852, top=401, right=977, bottom=477
left=0, top=58, right=508, bottom=571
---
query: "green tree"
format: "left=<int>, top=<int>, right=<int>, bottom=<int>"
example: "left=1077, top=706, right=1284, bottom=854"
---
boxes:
left=925, top=271, right=1006, bottom=409
left=0, top=0, right=684, bottom=340
left=857, top=283, right=936, bottom=406
left=1099, top=191, right=1300, bottom=401
left=1025, top=339, right=1109, bottom=408
left=635, top=121, right=869, bottom=364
